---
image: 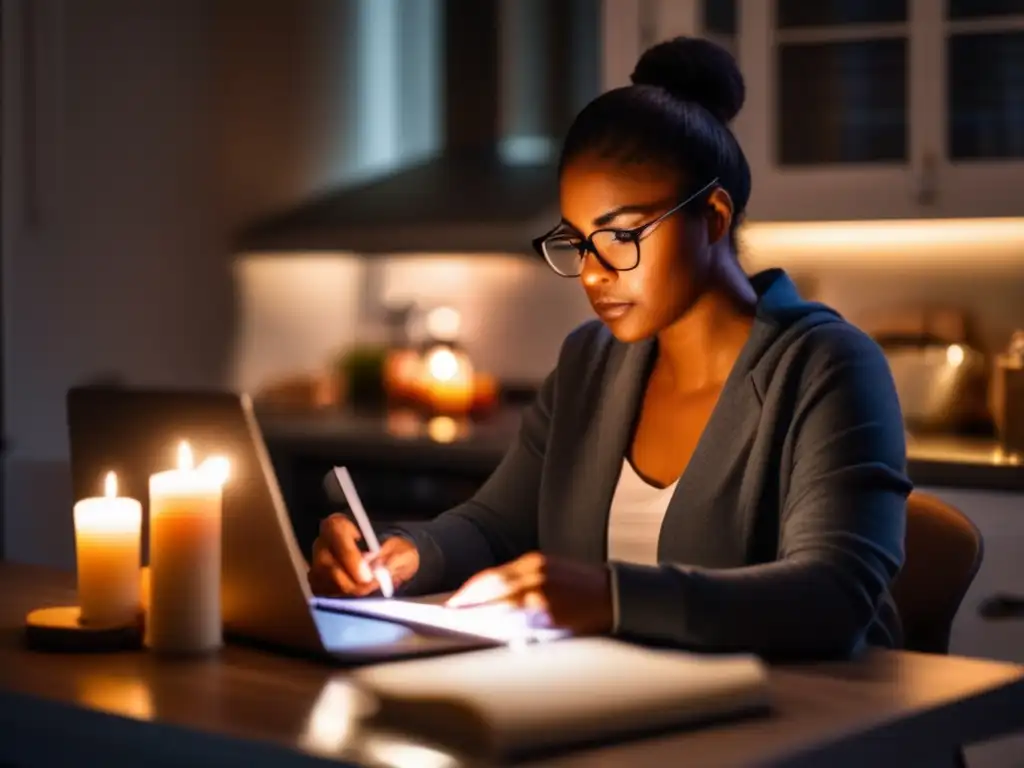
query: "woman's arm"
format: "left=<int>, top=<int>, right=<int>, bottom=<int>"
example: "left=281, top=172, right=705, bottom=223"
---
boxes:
left=610, top=323, right=911, bottom=658
left=386, top=367, right=556, bottom=595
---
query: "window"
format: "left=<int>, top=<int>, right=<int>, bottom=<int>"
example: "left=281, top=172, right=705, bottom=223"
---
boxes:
left=701, top=0, right=737, bottom=55
left=776, top=0, right=906, bottom=28
left=774, top=0, right=909, bottom=165
left=946, top=1, right=1024, bottom=159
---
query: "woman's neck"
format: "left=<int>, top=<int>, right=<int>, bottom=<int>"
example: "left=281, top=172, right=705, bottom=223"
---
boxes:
left=653, top=270, right=757, bottom=394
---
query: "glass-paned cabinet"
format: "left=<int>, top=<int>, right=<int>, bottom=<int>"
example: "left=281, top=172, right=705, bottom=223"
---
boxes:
left=938, top=0, right=1024, bottom=217
left=603, top=0, right=1024, bottom=221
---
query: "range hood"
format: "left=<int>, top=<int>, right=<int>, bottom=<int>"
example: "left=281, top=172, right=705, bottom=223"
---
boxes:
left=237, top=0, right=600, bottom=256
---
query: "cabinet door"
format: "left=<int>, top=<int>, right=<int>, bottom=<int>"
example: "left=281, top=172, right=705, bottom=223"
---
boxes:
left=737, top=0, right=931, bottom=222
left=915, top=1, right=1024, bottom=218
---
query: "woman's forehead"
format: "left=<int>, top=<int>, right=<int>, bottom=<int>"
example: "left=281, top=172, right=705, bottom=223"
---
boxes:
left=559, top=160, right=678, bottom=217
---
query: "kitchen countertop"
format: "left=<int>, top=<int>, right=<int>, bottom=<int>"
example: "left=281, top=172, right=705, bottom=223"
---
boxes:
left=903, top=433, right=1024, bottom=490
left=257, top=407, right=1024, bottom=492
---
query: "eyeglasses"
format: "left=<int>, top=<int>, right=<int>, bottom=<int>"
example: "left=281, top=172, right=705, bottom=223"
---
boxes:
left=533, top=178, right=720, bottom=278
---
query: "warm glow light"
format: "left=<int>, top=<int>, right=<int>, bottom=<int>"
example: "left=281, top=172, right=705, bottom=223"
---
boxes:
left=104, top=471, right=118, bottom=499
left=946, top=344, right=965, bottom=367
left=425, top=347, right=459, bottom=382
left=198, top=456, right=231, bottom=486
left=177, top=441, right=194, bottom=470
left=426, top=416, right=459, bottom=444
left=741, top=217, right=1024, bottom=270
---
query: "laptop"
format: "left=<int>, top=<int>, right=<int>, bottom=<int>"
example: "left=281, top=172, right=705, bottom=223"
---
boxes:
left=65, top=386, right=502, bottom=663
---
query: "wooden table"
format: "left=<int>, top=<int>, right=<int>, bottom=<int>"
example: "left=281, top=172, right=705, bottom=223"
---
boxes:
left=1, top=562, right=1023, bottom=767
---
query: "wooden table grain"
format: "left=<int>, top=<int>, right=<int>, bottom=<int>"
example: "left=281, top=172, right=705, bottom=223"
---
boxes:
left=1, top=562, right=1023, bottom=767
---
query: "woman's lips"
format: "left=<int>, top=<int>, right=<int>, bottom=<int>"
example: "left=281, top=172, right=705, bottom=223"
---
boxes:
left=593, top=301, right=634, bottom=321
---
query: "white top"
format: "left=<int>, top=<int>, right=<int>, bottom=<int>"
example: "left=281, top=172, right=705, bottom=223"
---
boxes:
left=607, top=458, right=678, bottom=566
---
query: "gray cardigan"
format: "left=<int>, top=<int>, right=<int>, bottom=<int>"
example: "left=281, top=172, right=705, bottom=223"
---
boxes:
left=391, top=269, right=911, bottom=658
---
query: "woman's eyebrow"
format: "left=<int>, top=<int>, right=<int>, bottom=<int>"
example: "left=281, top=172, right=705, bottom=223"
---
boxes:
left=592, top=202, right=666, bottom=228
left=557, top=200, right=669, bottom=233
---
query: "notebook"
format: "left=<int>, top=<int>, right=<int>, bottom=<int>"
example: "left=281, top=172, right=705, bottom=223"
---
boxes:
left=349, top=637, right=772, bottom=760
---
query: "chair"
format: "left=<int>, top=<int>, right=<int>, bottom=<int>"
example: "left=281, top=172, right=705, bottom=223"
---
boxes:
left=890, top=491, right=984, bottom=768
left=891, top=490, right=985, bottom=655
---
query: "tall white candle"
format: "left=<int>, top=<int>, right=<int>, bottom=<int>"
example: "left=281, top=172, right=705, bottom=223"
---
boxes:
left=146, top=441, right=230, bottom=655
left=73, top=471, right=142, bottom=627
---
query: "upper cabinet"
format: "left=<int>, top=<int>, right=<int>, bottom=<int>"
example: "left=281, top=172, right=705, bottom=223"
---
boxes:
left=928, top=0, right=1024, bottom=219
left=605, top=0, right=1024, bottom=222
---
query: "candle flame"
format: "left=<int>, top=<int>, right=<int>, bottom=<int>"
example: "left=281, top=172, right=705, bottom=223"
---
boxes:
left=104, top=471, right=118, bottom=498
left=198, top=455, right=231, bottom=486
left=177, top=441, right=194, bottom=470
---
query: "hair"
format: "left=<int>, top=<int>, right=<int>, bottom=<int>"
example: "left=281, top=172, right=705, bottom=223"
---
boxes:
left=559, top=37, right=751, bottom=237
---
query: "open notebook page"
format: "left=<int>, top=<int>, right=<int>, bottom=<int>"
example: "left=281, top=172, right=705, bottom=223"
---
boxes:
left=350, top=637, right=772, bottom=759
left=313, top=597, right=570, bottom=644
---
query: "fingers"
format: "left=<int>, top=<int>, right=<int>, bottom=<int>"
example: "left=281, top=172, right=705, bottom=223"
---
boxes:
left=446, top=569, right=501, bottom=607
left=309, top=515, right=379, bottom=596
left=308, top=539, right=355, bottom=595
left=370, top=536, right=410, bottom=570
left=446, top=553, right=548, bottom=608
left=320, top=514, right=375, bottom=586
left=447, top=568, right=529, bottom=608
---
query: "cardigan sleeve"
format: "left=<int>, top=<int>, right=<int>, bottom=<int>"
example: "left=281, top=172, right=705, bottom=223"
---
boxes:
left=609, top=323, right=911, bottom=658
left=384, top=365, right=557, bottom=595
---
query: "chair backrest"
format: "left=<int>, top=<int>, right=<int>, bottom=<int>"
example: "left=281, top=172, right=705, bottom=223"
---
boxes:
left=890, top=491, right=984, bottom=654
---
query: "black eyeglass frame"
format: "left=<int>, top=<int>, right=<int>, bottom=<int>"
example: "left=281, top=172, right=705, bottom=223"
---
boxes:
left=532, top=177, right=721, bottom=277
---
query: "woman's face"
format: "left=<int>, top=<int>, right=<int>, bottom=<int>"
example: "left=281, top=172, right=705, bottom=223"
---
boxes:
left=558, top=157, right=726, bottom=343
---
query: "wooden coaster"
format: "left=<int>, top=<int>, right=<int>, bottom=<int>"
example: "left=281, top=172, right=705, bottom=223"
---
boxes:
left=24, top=606, right=143, bottom=653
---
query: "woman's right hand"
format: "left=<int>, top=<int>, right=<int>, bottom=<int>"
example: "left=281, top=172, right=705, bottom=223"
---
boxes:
left=308, top=513, right=421, bottom=597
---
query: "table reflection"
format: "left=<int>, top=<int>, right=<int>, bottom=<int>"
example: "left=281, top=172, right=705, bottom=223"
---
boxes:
left=298, top=677, right=367, bottom=756
left=76, top=673, right=155, bottom=721
left=362, top=731, right=461, bottom=768
left=299, top=676, right=463, bottom=767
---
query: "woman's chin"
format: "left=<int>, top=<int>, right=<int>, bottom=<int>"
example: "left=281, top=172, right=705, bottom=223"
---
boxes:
left=600, top=314, right=651, bottom=344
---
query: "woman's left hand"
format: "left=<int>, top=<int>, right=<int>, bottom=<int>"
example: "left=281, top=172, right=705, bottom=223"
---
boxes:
left=445, top=552, right=615, bottom=635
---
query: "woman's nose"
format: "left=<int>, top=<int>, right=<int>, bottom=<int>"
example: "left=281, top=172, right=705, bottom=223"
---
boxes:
left=579, top=251, right=615, bottom=287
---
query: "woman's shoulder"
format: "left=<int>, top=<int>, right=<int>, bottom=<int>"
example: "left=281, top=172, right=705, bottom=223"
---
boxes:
left=755, top=309, right=894, bottom=403
left=785, top=313, right=888, bottom=374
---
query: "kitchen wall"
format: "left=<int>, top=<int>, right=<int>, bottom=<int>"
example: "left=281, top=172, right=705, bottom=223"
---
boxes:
left=3, top=0, right=226, bottom=568
left=232, top=218, right=1024, bottom=392
left=2, top=0, right=436, bottom=566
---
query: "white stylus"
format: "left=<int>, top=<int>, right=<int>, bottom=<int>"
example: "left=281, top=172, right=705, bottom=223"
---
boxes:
left=333, top=466, right=394, bottom=598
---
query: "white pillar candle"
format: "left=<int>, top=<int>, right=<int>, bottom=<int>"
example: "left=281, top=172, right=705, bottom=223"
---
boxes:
left=73, top=472, right=142, bottom=627
left=146, top=441, right=230, bottom=655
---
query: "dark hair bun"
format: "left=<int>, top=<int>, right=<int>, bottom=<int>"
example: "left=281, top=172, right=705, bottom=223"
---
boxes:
left=630, top=37, right=745, bottom=123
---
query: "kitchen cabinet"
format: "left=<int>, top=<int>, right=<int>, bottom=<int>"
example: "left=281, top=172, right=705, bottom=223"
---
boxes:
left=603, top=0, right=1024, bottom=222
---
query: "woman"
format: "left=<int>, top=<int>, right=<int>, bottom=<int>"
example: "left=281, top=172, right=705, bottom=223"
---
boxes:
left=308, top=37, right=910, bottom=659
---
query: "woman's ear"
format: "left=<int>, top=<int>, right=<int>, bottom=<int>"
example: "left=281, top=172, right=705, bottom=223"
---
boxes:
left=706, top=188, right=734, bottom=245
